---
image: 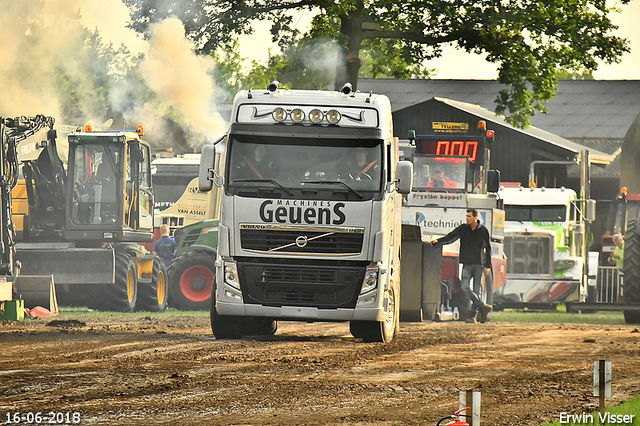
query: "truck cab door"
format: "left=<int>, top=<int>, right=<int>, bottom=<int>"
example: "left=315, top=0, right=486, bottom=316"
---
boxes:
left=137, top=144, right=153, bottom=230
left=126, top=142, right=154, bottom=231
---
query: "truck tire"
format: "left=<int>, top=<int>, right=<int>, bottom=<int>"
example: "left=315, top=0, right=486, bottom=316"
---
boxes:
left=352, top=282, right=399, bottom=343
left=100, top=252, right=137, bottom=312
left=136, top=257, right=168, bottom=312
left=210, top=285, right=245, bottom=339
left=245, top=317, right=278, bottom=336
left=623, top=216, right=640, bottom=324
left=168, top=251, right=215, bottom=311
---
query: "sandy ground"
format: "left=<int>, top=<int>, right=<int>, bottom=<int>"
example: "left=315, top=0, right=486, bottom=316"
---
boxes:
left=0, top=315, right=639, bottom=426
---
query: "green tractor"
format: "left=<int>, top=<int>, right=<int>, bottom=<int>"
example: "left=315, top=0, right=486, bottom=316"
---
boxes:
left=167, top=219, right=218, bottom=310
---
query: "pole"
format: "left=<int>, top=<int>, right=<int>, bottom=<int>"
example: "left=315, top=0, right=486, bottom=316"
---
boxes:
left=599, top=359, right=606, bottom=415
left=580, top=150, right=592, bottom=302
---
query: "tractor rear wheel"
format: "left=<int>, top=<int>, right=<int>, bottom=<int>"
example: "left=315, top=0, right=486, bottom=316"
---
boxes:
left=136, top=257, right=168, bottom=312
left=623, top=216, right=640, bottom=324
left=168, top=251, right=215, bottom=311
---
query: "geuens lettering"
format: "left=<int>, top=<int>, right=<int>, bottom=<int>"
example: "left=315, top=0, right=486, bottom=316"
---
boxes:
left=259, top=200, right=346, bottom=225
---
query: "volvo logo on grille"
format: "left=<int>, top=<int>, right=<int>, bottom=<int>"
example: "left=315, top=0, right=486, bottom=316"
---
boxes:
left=295, top=236, right=308, bottom=247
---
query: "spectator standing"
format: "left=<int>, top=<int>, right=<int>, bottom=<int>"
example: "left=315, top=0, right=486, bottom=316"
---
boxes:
left=153, top=224, right=176, bottom=267
left=430, top=208, right=493, bottom=323
left=609, top=233, right=625, bottom=270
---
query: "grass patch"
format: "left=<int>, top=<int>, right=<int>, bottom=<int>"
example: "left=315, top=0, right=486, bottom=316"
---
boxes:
left=540, top=396, right=640, bottom=425
left=491, top=307, right=627, bottom=325
left=49, top=306, right=628, bottom=325
left=49, top=307, right=210, bottom=322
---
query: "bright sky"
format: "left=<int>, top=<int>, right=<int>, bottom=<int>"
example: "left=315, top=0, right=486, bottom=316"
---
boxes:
left=238, top=0, right=640, bottom=80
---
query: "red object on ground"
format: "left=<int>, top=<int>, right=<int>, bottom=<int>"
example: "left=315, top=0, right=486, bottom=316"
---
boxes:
left=25, top=306, right=59, bottom=318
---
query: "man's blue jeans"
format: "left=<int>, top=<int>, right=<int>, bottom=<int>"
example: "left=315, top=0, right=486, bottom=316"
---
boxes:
left=460, top=264, right=483, bottom=311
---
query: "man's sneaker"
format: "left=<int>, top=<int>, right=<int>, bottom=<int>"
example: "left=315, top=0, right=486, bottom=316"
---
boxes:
left=477, top=304, right=492, bottom=323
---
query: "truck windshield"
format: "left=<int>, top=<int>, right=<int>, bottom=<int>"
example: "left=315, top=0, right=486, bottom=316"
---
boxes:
left=70, top=141, right=121, bottom=225
left=227, top=136, right=383, bottom=197
left=411, top=155, right=467, bottom=192
left=504, top=205, right=567, bottom=222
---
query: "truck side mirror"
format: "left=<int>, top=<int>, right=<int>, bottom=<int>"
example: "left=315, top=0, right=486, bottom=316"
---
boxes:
left=487, top=169, right=500, bottom=193
left=396, top=160, right=413, bottom=194
left=199, top=144, right=215, bottom=192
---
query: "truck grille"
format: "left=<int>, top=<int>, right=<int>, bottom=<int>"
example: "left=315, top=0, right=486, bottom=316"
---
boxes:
left=504, top=235, right=553, bottom=277
left=240, top=229, right=363, bottom=254
left=238, top=261, right=364, bottom=308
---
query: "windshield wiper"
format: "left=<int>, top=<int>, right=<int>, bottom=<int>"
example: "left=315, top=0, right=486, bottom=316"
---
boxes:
left=304, top=180, right=363, bottom=198
left=233, top=178, right=294, bottom=197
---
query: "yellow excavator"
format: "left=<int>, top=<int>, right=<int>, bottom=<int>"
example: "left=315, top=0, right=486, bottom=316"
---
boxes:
left=9, top=117, right=167, bottom=312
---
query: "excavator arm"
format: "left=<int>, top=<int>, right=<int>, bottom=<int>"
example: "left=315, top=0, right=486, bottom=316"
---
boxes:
left=0, top=115, right=57, bottom=275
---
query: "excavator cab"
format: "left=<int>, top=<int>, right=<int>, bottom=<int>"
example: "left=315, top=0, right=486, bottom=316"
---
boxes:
left=65, top=128, right=154, bottom=243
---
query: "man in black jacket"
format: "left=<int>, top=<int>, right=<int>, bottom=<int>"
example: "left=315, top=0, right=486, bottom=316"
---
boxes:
left=430, top=208, right=493, bottom=323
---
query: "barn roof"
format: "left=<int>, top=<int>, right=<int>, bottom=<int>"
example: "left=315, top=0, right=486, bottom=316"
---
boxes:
left=357, top=79, right=640, bottom=139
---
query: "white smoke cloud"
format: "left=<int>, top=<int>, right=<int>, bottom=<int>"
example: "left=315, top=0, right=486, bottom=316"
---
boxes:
left=0, top=0, right=226, bottom=152
left=138, top=18, right=226, bottom=149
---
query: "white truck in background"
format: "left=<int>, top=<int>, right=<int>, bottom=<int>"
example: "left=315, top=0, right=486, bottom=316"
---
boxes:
left=495, top=184, right=598, bottom=309
left=198, top=82, right=413, bottom=342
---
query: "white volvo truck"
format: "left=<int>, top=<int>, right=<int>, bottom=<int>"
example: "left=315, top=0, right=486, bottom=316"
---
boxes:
left=199, top=82, right=412, bottom=342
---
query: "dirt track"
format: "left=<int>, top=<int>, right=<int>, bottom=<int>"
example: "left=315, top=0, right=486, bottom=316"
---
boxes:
left=1, top=314, right=639, bottom=426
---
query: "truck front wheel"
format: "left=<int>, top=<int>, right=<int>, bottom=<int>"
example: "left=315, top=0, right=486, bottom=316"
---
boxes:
left=210, top=285, right=245, bottom=339
left=351, top=284, right=399, bottom=343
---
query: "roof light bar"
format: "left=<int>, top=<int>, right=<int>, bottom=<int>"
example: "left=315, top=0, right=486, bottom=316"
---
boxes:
left=268, top=107, right=342, bottom=125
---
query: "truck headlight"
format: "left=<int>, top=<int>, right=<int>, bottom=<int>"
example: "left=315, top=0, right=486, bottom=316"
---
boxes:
left=360, top=268, right=378, bottom=295
left=224, top=262, right=241, bottom=290
left=555, top=259, right=576, bottom=270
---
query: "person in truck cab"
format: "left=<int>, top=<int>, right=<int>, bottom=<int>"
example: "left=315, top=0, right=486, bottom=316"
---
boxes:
left=427, top=167, right=457, bottom=189
left=235, top=144, right=279, bottom=180
left=337, top=147, right=379, bottom=181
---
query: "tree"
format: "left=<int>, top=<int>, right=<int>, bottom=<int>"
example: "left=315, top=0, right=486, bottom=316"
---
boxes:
left=126, top=0, right=629, bottom=128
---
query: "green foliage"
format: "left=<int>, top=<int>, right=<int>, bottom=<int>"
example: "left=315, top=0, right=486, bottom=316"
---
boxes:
left=556, top=68, right=595, bottom=80
left=126, top=0, right=630, bottom=128
left=210, top=36, right=336, bottom=102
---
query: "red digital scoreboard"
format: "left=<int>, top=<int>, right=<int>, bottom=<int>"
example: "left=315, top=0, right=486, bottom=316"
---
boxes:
left=416, top=136, right=482, bottom=163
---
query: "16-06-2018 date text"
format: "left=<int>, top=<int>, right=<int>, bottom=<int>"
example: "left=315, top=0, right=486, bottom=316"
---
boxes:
left=5, top=412, right=81, bottom=425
